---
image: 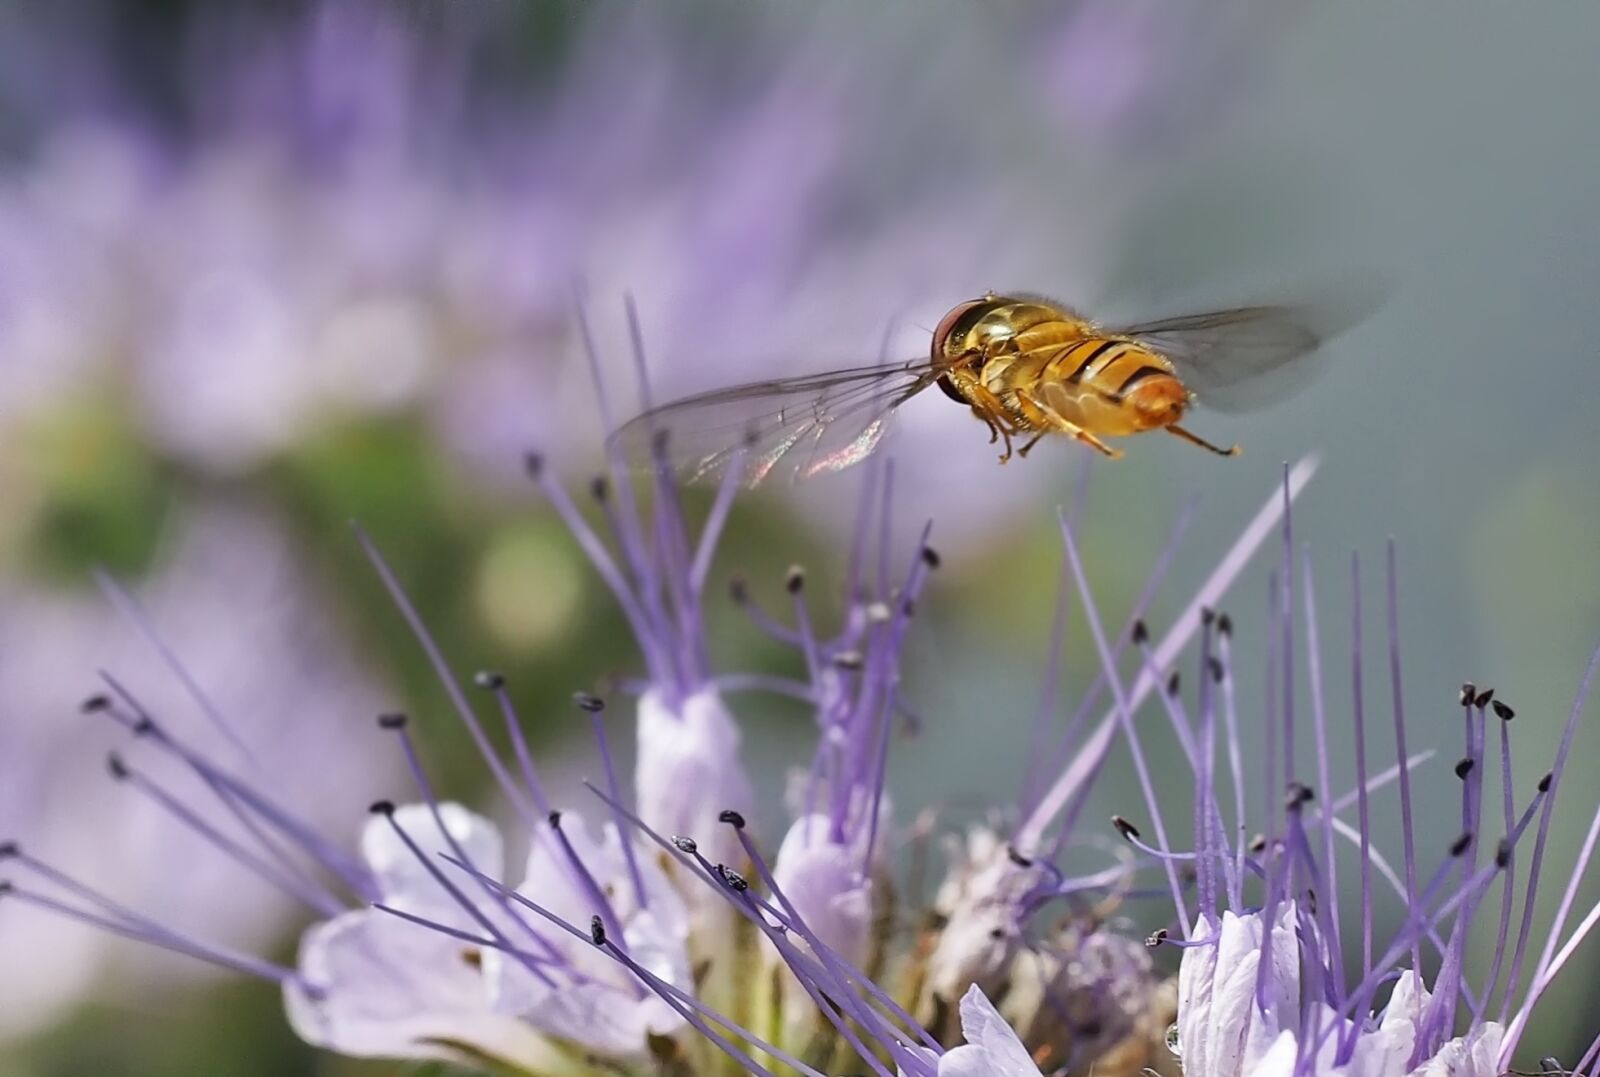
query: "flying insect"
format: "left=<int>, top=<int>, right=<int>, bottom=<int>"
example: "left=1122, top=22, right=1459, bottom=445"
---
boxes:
left=610, top=291, right=1359, bottom=487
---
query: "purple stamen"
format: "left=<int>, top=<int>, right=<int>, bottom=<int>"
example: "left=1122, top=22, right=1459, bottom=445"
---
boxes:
left=1480, top=704, right=1518, bottom=1015
left=2, top=881, right=306, bottom=988
left=93, top=569, right=255, bottom=765
left=96, top=672, right=375, bottom=898
left=1258, top=572, right=1283, bottom=1011
left=355, top=527, right=541, bottom=832
left=1033, top=498, right=1197, bottom=846
left=1218, top=627, right=1250, bottom=910
left=1350, top=551, right=1375, bottom=975
left=583, top=698, right=649, bottom=912
left=1059, top=511, right=1190, bottom=937
left=601, top=938, right=791, bottom=1077
left=373, top=801, right=557, bottom=988
left=1385, top=539, right=1423, bottom=977
left=524, top=461, right=668, bottom=680
left=1279, top=467, right=1296, bottom=797
left=108, top=751, right=345, bottom=918
left=729, top=824, right=940, bottom=1054
left=688, top=457, right=744, bottom=598
left=1300, top=549, right=1345, bottom=999
left=477, top=673, right=551, bottom=816
left=1500, top=640, right=1600, bottom=1035
left=1018, top=454, right=1317, bottom=853
left=711, top=673, right=815, bottom=702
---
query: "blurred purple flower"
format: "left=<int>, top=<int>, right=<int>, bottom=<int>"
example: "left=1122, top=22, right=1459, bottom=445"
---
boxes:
left=0, top=0, right=1189, bottom=544
left=0, top=506, right=393, bottom=1037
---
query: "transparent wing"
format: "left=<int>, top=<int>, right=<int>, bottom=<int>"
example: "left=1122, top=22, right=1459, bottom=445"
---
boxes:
left=608, top=358, right=949, bottom=487
left=1115, top=283, right=1378, bottom=413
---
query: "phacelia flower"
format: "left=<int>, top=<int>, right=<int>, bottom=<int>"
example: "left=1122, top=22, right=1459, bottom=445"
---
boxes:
left=2, top=310, right=1321, bottom=1075
left=1058, top=472, right=1600, bottom=1077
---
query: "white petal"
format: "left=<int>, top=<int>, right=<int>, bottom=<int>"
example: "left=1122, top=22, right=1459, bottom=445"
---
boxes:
left=936, top=1044, right=998, bottom=1077
left=360, top=802, right=503, bottom=910
left=482, top=812, right=691, bottom=1060
left=772, top=813, right=874, bottom=966
left=1251, top=1029, right=1301, bottom=1077
left=285, top=907, right=546, bottom=1067
left=1409, top=1022, right=1503, bottom=1077
left=955, top=984, right=1043, bottom=1076
left=635, top=688, right=753, bottom=868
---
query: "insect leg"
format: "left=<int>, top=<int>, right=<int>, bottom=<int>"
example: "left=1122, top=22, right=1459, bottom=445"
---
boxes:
left=1016, top=432, right=1049, bottom=458
left=953, top=376, right=1021, bottom=462
left=1166, top=424, right=1240, bottom=457
left=1015, top=388, right=1123, bottom=460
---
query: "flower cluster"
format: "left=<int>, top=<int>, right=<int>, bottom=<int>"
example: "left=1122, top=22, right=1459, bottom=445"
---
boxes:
left=1053, top=476, right=1600, bottom=1077
left=1, top=311, right=1175, bottom=1075
left=5, top=319, right=1599, bottom=1076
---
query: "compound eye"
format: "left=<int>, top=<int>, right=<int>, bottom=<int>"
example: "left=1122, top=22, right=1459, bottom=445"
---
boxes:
left=930, top=299, right=988, bottom=360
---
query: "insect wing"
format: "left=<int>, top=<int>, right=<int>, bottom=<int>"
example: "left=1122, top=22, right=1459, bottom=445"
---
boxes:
left=1116, top=305, right=1324, bottom=412
left=1116, top=279, right=1380, bottom=412
left=608, top=359, right=945, bottom=487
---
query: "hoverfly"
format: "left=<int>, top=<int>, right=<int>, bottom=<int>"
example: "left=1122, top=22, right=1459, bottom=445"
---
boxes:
left=611, top=291, right=1364, bottom=487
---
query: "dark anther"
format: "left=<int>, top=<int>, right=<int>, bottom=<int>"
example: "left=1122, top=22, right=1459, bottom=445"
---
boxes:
left=1473, top=687, right=1495, bottom=708
left=1131, top=620, right=1149, bottom=645
left=1496, top=838, right=1512, bottom=869
left=728, top=575, right=748, bottom=604
left=0, top=842, right=18, bottom=858
left=1076, top=1019, right=1104, bottom=1039
left=132, top=717, right=155, bottom=736
left=832, top=651, right=865, bottom=671
left=80, top=694, right=111, bottom=714
left=652, top=427, right=672, bottom=453
left=920, top=547, right=942, bottom=569
left=1006, top=845, right=1033, bottom=868
left=590, top=915, right=607, bottom=946
left=107, top=753, right=129, bottom=781
left=716, top=865, right=749, bottom=892
left=1459, top=682, right=1477, bottom=706
left=573, top=692, right=605, bottom=713
left=1111, top=815, right=1141, bottom=841
left=1217, top=612, right=1233, bottom=636
left=1208, top=656, right=1225, bottom=683
left=672, top=836, right=698, bottom=855
left=474, top=671, right=506, bottom=691
left=1540, top=1059, right=1563, bottom=1075
left=377, top=712, right=408, bottom=730
left=1166, top=671, right=1181, bottom=697
left=1248, top=833, right=1268, bottom=854
left=988, top=927, right=1006, bottom=940
left=0, top=882, right=11, bottom=897
left=547, top=811, right=563, bottom=829
left=1145, top=928, right=1168, bottom=948
left=785, top=565, right=806, bottom=594
left=901, top=597, right=917, bottom=618
left=589, top=476, right=609, bottom=502
left=1305, top=887, right=1318, bottom=916
left=1201, top=607, right=1216, bottom=626
left=1450, top=831, right=1473, bottom=857
left=523, top=452, right=544, bottom=479
left=1492, top=700, right=1516, bottom=722
left=1285, top=782, right=1315, bottom=810
left=1455, top=757, right=1475, bottom=780
left=1538, top=771, right=1553, bottom=793
left=718, top=809, right=747, bottom=829
left=370, top=800, right=396, bottom=816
